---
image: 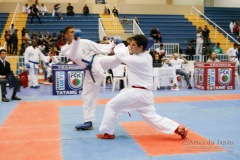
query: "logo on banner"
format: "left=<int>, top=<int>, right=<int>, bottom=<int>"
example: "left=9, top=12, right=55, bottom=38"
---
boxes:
left=218, top=68, right=232, bottom=85
left=208, top=69, right=215, bottom=86
left=56, top=71, right=65, bottom=90
left=68, top=71, right=84, bottom=89
left=199, top=69, right=204, bottom=85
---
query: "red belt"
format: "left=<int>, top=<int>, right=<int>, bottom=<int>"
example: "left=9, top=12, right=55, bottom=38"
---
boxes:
left=132, top=86, right=147, bottom=90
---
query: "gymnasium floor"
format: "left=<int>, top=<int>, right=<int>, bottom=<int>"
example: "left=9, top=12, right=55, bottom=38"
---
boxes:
left=0, top=83, right=240, bottom=160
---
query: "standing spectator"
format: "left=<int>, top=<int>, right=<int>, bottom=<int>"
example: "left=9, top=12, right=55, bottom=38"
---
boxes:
left=196, top=27, right=203, bottom=55
left=229, top=20, right=236, bottom=34
left=202, top=43, right=211, bottom=62
left=8, top=24, right=16, bottom=36
left=212, top=42, right=223, bottom=54
left=67, top=3, right=74, bottom=17
left=83, top=4, right=89, bottom=16
left=40, top=4, right=48, bottom=16
left=11, top=29, right=18, bottom=55
left=112, top=6, right=118, bottom=17
left=103, top=6, right=110, bottom=15
left=30, top=4, right=42, bottom=24
left=22, top=3, right=30, bottom=14
left=4, top=30, right=12, bottom=55
left=54, top=3, right=63, bottom=20
left=134, top=16, right=139, bottom=25
left=202, top=25, right=210, bottom=46
left=150, top=26, right=159, bottom=43
left=185, top=43, right=195, bottom=61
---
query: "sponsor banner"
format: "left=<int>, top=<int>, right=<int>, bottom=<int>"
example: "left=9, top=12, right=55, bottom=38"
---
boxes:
left=52, top=64, right=85, bottom=95
left=207, top=69, right=215, bottom=86
left=194, top=62, right=235, bottom=90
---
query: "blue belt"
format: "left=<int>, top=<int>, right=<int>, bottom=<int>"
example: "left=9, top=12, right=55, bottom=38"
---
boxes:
left=29, top=60, right=39, bottom=65
left=81, top=54, right=96, bottom=83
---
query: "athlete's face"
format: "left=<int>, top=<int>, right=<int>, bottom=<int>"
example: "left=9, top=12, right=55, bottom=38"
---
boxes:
left=130, top=40, right=143, bottom=54
left=65, top=28, right=75, bottom=43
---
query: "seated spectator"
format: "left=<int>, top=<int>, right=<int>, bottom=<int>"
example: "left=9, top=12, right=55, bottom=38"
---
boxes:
left=122, top=16, right=128, bottom=24
left=165, top=53, right=192, bottom=89
left=202, top=43, right=211, bottom=62
left=40, top=4, right=48, bottom=16
left=67, top=3, right=74, bottom=17
left=212, top=42, right=223, bottom=54
left=22, top=3, right=30, bottom=14
left=100, top=36, right=110, bottom=44
left=45, top=50, right=59, bottom=82
left=207, top=52, right=220, bottom=62
left=83, top=4, right=89, bottom=16
left=174, top=45, right=182, bottom=54
left=153, top=53, right=162, bottom=67
left=0, top=49, right=21, bottom=102
left=112, top=6, right=118, bottom=17
left=57, top=36, right=66, bottom=49
left=103, top=6, right=110, bottom=15
left=153, top=44, right=166, bottom=63
left=185, top=43, right=195, bottom=61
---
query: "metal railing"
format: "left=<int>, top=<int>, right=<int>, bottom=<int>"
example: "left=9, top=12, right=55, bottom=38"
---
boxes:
left=191, top=6, right=240, bottom=48
left=150, top=43, right=180, bottom=55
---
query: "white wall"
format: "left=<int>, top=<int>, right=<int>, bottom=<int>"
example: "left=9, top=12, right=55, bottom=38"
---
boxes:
left=173, top=0, right=203, bottom=5
left=214, top=0, right=240, bottom=7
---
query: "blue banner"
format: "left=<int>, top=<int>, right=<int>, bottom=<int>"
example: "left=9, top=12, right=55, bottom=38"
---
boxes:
left=52, top=64, right=85, bottom=95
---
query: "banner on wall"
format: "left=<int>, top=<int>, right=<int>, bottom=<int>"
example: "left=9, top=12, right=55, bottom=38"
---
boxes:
left=52, top=64, right=85, bottom=95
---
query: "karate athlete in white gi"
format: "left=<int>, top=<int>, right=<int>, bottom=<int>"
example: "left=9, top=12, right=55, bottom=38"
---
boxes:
left=60, top=26, right=122, bottom=130
left=45, top=52, right=59, bottom=80
left=24, top=40, right=48, bottom=88
left=97, top=34, right=188, bottom=139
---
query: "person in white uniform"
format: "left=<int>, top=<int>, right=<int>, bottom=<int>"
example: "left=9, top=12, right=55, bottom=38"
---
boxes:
left=45, top=52, right=59, bottom=80
left=40, top=4, right=48, bottom=16
left=24, top=40, right=48, bottom=88
left=226, top=43, right=239, bottom=70
left=60, top=26, right=122, bottom=130
left=97, top=34, right=188, bottom=139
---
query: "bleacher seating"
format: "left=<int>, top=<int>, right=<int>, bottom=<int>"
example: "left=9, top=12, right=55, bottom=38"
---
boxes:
left=0, top=13, right=9, bottom=38
left=119, top=14, right=197, bottom=53
left=26, top=13, right=99, bottom=42
left=204, top=7, right=240, bottom=40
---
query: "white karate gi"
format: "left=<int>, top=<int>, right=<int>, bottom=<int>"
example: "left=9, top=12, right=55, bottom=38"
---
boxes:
left=227, top=47, right=239, bottom=70
left=60, top=39, right=121, bottom=122
left=99, top=43, right=179, bottom=135
left=45, top=56, right=59, bottom=78
left=196, top=32, right=203, bottom=54
left=24, top=46, right=47, bottom=87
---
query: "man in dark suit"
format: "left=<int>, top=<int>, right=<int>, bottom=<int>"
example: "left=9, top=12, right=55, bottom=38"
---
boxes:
left=0, top=49, right=21, bottom=102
